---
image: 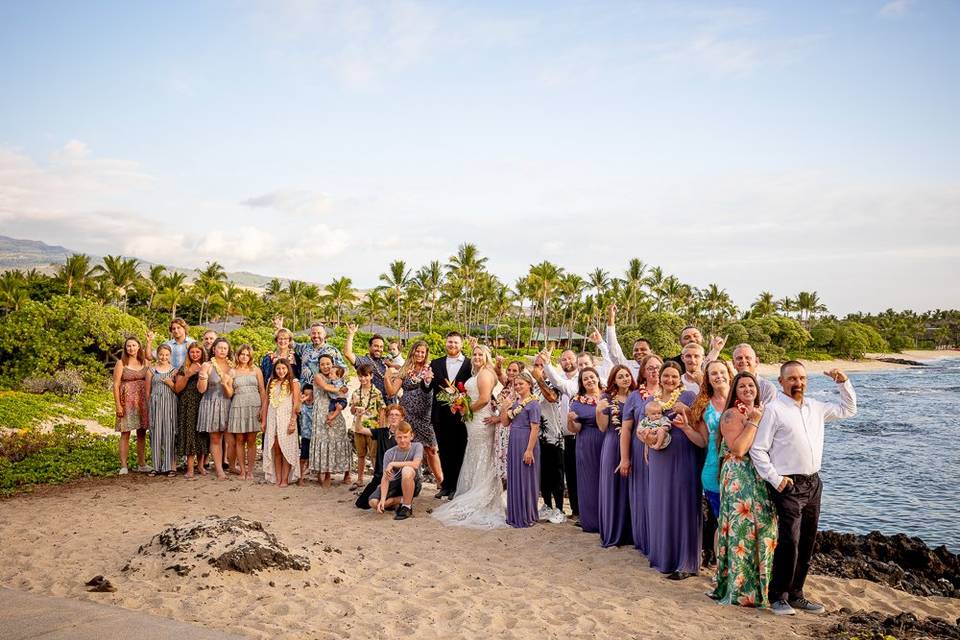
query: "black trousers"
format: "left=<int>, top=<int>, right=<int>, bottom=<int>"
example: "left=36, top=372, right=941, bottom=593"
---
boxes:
left=702, top=495, right=718, bottom=563
left=355, top=429, right=397, bottom=509
left=539, top=440, right=565, bottom=510
left=768, top=473, right=822, bottom=602
left=435, top=419, right=467, bottom=492
left=563, top=435, right=579, bottom=516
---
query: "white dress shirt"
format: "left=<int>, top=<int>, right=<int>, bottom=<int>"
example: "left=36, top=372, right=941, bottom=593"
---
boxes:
left=544, top=364, right=579, bottom=436
left=605, top=325, right=640, bottom=381
left=445, top=353, right=465, bottom=382
left=681, top=374, right=700, bottom=396
left=757, top=377, right=779, bottom=405
left=750, top=380, right=857, bottom=490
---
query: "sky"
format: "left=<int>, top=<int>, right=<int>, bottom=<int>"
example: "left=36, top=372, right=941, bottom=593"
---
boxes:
left=1, top=0, right=958, bottom=315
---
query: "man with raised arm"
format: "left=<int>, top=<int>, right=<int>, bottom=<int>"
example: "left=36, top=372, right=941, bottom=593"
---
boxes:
left=750, top=362, right=857, bottom=617
left=272, top=316, right=346, bottom=388
left=604, top=304, right=653, bottom=380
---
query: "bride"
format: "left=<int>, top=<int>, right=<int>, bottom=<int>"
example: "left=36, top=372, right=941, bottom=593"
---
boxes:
left=432, top=344, right=507, bottom=529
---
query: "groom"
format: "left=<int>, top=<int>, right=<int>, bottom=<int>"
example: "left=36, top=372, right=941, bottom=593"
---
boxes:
left=425, top=331, right=472, bottom=499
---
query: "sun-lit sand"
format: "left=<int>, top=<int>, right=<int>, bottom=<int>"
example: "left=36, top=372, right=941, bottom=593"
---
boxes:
left=2, top=473, right=957, bottom=640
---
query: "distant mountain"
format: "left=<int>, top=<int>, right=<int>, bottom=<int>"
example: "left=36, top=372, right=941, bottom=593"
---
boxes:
left=0, top=235, right=306, bottom=290
left=0, top=235, right=73, bottom=268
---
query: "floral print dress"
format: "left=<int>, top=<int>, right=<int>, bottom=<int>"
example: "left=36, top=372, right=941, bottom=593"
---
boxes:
left=710, top=439, right=779, bottom=608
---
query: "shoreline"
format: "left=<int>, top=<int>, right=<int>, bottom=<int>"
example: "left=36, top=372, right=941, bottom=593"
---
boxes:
left=756, top=349, right=960, bottom=376
left=0, top=475, right=957, bottom=640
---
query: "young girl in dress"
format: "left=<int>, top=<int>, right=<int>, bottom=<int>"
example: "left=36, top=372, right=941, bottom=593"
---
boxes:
left=174, top=343, right=210, bottom=478
left=146, top=344, right=178, bottom=476
left=113, top=337, right=149, bottom=474
left=229, top=344, right=267, bottom=480
left=263, top=359, right=302, bottom=487
left=502, top=371, right=541, bottom=528
left=197, top=338, right=234, bottom=480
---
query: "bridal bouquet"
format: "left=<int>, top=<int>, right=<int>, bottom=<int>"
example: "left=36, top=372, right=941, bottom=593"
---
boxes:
left=437, top=379, right=473, bottom=421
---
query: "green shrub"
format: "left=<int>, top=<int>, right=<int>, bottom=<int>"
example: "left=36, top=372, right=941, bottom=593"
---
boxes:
left=0, top=422, right=133, bottom=494
left=0, top=296, right=147, bottom=384
left=0, top=387, right=114, bottom=430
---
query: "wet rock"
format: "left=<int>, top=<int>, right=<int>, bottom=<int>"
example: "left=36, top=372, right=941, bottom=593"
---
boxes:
left=129, top=515, right=310, bottom=576
left=873, top=357, right=926, bottom=366
left=816, top=610, right=960, bottom=639
left=813, top=530, right=959, bottom=599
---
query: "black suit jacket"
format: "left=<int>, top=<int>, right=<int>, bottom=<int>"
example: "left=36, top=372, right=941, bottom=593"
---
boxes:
left=426, top=355, right=472, bottom=429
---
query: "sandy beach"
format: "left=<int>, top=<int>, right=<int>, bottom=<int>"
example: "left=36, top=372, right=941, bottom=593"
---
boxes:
left=756, top=349, right=960, bottom=377
left=1, top=474, right=958, bottom=640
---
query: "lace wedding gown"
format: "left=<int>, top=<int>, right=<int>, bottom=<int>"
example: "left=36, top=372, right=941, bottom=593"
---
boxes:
left=431, top=375, right=507, bottom=529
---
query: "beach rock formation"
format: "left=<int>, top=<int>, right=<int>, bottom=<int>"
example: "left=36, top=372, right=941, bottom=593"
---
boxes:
left=127, top=515, right=310, bottom=576
left=813, top=530, right=959, bottom=598
left=818, top=610, right=960, bottom=640
left=873, top=357, right=926, bottom=366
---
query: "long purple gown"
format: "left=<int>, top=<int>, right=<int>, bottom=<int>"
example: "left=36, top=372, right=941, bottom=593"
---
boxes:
left=645, top=389, right=703, bottom=574
left=506, top=399, right=541, bottom=528
left=623, top=389, right=650, bottom=553
left=598, top=394, right=632, bottom=547
left=571, top=397, right=604, bottom=534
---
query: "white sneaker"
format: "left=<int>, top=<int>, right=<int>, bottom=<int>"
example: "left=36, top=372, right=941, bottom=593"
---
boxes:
left=548, top=509, right=567, bottom=524
left=137, top=465, right=152, bottom=473
left=538, top=505, right=552, bottom=521
left=118, top=467, right=128, bottom=475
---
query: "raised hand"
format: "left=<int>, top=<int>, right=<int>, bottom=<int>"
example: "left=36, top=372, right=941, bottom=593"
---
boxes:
left=672, top=413, right=687, bottom=428
left=607, top=303, right=617, bottom=324
left=539, top=349, right=553, bottom=366
left=588, top=329, right=602, bottom=345
left=709, top=334, right=728, bottom=352
left=145, top=330, right=155, bottom=343
left=347, top=323, right=358, bottom=335
left=746, top=402, right=764, bottom=423
left=531, top=363, right=545, bottom=381
left=596, top=397, right=610, bottom=413
left=272, top=315, right=284, bottom=330
left=824, top=369, right=848, bottom=383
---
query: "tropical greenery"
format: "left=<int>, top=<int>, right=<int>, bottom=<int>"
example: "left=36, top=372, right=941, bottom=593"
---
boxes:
left=1, top=244, right=958, bottom=385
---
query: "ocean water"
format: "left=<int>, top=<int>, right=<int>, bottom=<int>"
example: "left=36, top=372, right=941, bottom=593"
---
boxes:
left=782, top=357, right=960, bottom=552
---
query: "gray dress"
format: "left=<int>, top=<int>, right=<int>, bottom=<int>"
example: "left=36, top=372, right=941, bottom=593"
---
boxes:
left=197, top=365, right=231, bottom=433
left=309, top=386, right=351, bottom=474
left=149, top=367, right=178, bottom=473
left=228, top=371, right=262, bottom=433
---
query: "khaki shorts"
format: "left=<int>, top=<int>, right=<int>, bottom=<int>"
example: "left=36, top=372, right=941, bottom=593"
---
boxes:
left=354, top=432, right=376, bottom=459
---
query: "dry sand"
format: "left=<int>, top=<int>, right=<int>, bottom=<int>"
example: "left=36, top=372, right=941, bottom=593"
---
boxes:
left=756, top=349, right=960, bottom=377
left=2, top=474, right=958, bottom=640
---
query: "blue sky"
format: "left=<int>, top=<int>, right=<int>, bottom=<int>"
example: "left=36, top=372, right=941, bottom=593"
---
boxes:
left=1, top=0, right=958, bottom=314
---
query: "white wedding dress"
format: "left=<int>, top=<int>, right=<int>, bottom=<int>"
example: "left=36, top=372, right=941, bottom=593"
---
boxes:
left=431, top=375, right=507, bottom=529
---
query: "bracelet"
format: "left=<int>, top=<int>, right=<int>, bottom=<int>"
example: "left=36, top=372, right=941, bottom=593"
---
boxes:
left=198, top=374, right=209, bottom=380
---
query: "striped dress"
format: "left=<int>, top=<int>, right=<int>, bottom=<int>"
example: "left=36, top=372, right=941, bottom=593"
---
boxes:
left=149, top=367, right=178, bottom=472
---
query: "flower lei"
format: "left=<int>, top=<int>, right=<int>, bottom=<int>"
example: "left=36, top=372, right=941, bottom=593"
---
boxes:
left=507, top=394, right=536, bottom=420
left=574, top=394, right=598, bottom=406
left=658, top=388, right=683, bottom=411
left=406, top=364, right=429, bottom=383
left=269, top=379, right=291, bottom=407
left=734, top=399, right=749, bottom=414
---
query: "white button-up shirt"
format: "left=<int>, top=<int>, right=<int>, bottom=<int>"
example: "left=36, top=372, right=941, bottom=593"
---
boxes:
left=445, top=353, right=465, bottom=382
left=544, top=364, right=580, bottom=436
left=750, top=380, right=857, bottom=490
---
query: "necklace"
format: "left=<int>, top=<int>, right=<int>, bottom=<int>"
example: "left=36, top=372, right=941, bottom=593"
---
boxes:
left=658, top=388, right=683, bottom=410
left=269, top=379, right=290, bottom=407
left=508, top=394, right=536, bottom=420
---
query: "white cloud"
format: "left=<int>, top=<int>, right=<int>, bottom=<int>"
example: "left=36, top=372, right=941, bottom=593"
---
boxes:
left=242, top=188, right=332, bottom=216
left=879, top=0, right=916, bottom=17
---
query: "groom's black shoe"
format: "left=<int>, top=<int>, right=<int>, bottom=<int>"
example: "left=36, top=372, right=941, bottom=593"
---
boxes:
left=434, top=488, right=451, bottom=499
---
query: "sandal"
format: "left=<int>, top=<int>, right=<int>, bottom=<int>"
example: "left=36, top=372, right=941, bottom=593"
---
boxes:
left=167, top=470, right=176, bottom=478
left=148, top=471, right=158, bottom=477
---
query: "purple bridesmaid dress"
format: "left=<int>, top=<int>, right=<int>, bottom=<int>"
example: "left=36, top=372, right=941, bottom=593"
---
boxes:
left=623, top=390, right=649, bottom=553
left=571, top=398, right=604, bottom=533
left=506, top=400, right=541, bottom=528
left=645, top=390, right=703, bottom=574
left=598, top=394, right=632, bottom=547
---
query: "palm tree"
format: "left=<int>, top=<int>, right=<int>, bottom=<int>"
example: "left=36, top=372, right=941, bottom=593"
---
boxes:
left=193, top=276, right=225, bottom=326
left=751, top=291, right=778, bottom=317
left=264, top=278, right=283, bottom=300
left=700, top=283, right=736, bottom=334
left=379, top=260, right=412, bottom=337
left=415, top=261, right=445, bottom=334
left=559, top=273, right=585, bottom=342
left=99, top=254, right=140, bottom=310
left=446, top=243, right=488, bottom=330
left=219, top=283, right=243, bottom=330
left=512, top=276, right=532, bottom=347
left=0, top=271, right=29, bottom=312
left=796, top=291, right=828, bottom=326
left=324, top=276, right=357, bottom=327
left=57, top=253, right=96, bottom=296
left=778, top=296, right=798, bottom=319
left=587, top=268, right=610, bottom=329
left=360, top=289, right=388, bottom=326
left=527, top=261, right=564, bottom=347
left=159, top=272, right=188, bottom=319
left=145, top=264, right=167, bottom=310
left=623, top=258, right=648, bottom=323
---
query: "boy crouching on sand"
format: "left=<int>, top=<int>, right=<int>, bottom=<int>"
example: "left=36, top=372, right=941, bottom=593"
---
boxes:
left=368, top=422, right=422, bottom=520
